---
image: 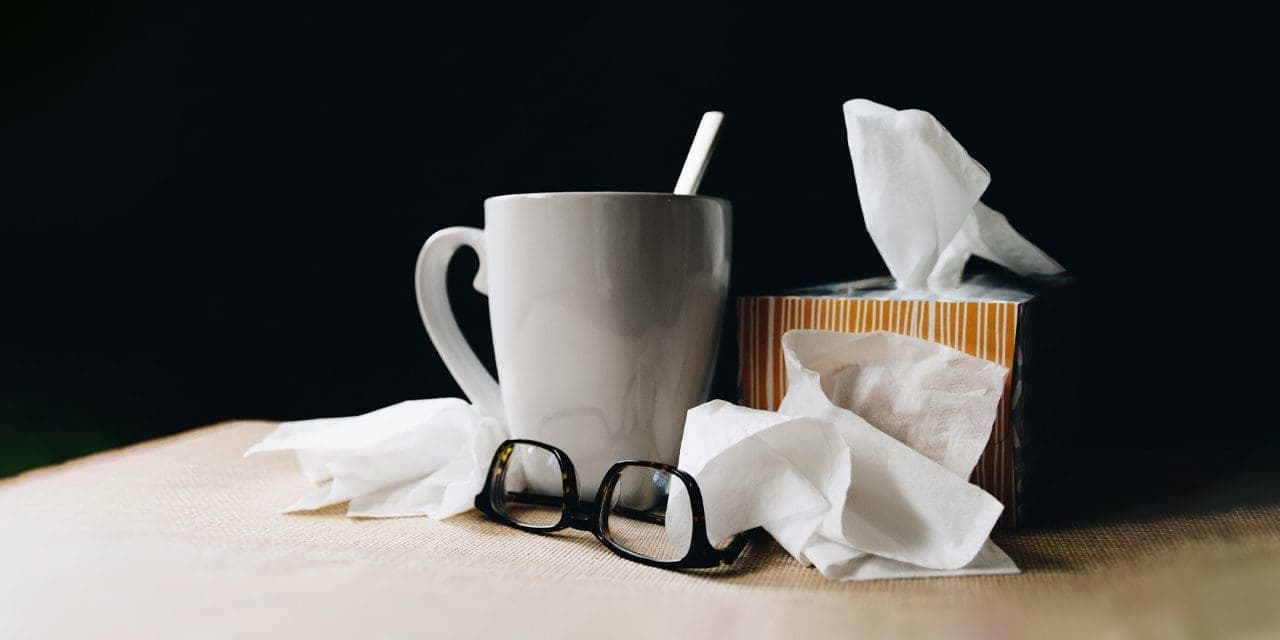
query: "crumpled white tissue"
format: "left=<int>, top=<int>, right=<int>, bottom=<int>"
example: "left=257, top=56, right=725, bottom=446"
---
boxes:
left=844, top=98, right=1064, bottom=291
left=675, top=330, right=1018, bottom=580
left=244, top=399, right=505, bottom=519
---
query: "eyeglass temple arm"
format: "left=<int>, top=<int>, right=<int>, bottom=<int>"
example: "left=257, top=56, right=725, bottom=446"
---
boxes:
left=500, top=491, right=667, bottom=526
left=499, top=490, right=754, bottom=566
left=714, top=528, right=756, bottom=564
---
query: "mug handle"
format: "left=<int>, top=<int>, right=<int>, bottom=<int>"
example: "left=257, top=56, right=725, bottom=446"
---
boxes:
left=414, top=226, right=504, bottom=420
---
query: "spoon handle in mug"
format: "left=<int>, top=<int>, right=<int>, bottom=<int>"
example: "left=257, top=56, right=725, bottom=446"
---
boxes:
left=414, top=226, right=504, bottom=420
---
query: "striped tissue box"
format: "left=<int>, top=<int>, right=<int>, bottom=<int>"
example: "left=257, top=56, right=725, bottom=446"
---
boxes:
left=737, top=272, right=1078, bottom=528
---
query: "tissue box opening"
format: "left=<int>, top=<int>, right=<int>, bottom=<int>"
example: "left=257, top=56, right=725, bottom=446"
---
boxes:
left=736, top=271, right=1078, bottom=528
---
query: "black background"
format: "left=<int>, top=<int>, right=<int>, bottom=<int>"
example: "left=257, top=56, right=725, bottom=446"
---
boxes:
left=1, top=3, right=1266, bottom=477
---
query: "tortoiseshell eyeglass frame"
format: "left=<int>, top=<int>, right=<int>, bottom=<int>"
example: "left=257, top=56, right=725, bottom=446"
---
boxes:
left=474, top=438, right=749, bottom=569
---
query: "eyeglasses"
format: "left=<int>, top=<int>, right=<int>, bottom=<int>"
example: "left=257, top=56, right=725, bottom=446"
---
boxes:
left=473, top=439, right=748, bottom=569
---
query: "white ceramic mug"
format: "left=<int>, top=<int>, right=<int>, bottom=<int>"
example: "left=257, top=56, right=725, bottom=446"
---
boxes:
left=415, top=192, right=731, bottom=495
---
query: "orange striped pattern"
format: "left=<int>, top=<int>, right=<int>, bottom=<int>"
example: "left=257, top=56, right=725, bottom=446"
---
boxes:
left=737, top=296, right=1022, bottom=527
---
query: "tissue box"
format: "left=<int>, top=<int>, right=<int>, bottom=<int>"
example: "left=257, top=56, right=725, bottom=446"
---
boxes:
left=737, top=271, right=1078, bottom=528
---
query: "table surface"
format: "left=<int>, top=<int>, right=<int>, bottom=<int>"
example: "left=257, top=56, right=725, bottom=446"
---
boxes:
left=2, top=422, right=1278, bottom=639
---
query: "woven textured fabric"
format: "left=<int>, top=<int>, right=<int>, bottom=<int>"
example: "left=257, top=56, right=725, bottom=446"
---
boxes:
left=2, top=422, right=1279, bottom=639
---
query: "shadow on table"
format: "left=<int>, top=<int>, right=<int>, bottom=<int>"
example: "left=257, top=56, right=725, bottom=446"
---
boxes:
left=1027, top=446, right=1280, bottom=529
left=454, top=514, right=777, bottom=579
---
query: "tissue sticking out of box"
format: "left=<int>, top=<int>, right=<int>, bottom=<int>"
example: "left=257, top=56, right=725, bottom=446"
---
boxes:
left=843, top=99, right=1064, bottom=292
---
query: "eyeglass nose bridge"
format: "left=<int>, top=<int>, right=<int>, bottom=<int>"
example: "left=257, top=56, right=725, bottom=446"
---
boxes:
left=562, top=501, right=601, bottom=533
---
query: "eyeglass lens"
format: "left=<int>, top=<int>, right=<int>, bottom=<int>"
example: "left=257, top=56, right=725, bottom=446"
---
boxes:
left=605, top=465, right=694, bottom=562
left=493, top=443, right=565, bottom=528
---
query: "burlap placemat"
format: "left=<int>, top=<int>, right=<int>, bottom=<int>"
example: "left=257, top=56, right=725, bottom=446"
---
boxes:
left=2, top=421, right=1278, bottom=638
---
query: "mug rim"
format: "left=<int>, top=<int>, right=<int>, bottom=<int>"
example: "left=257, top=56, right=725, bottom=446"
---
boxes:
left=484, top=191, right=729, bottom=207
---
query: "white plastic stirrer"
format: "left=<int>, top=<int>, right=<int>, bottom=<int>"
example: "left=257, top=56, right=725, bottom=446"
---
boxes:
left=673, top=111, right=724, bottom=195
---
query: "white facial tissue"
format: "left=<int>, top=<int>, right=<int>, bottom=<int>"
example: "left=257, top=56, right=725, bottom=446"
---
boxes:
left=676, top=330, right=1018, bottom=580
left=244, top=399, right=505, bottom=519
left=844, top=98, right=1064, bottom=291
